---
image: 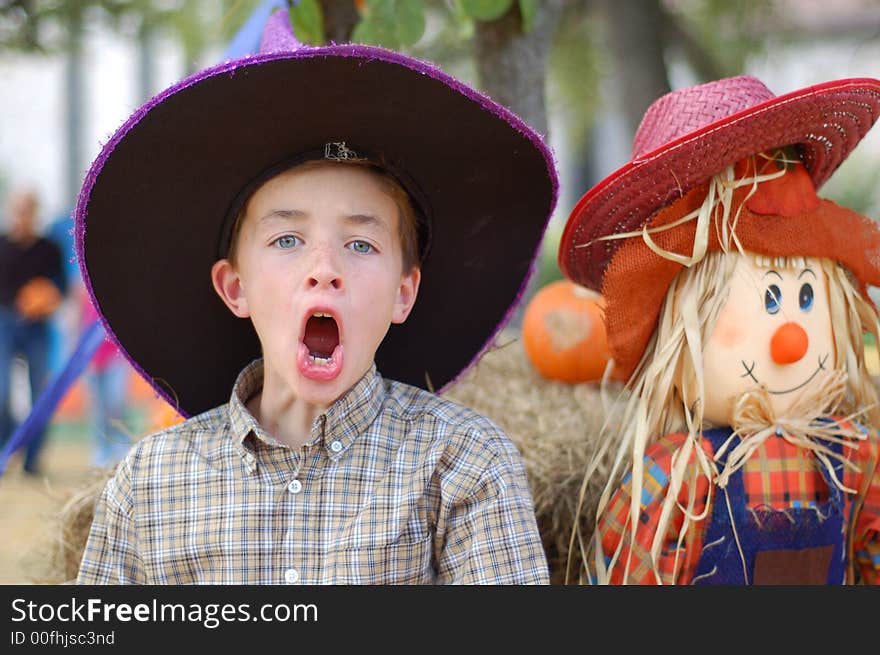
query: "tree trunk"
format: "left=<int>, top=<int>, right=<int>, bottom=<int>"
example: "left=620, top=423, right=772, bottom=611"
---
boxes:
left=597, top=0, right=671, bottom=138
left=473, top=1, right=565, bottom=328
left=319, top=0, right=359, bottom=44
left=473, top=0, right=565, bottom=138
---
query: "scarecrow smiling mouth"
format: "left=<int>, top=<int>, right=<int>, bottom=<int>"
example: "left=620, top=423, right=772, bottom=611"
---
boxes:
left=740, top=353, right=829, bottom=395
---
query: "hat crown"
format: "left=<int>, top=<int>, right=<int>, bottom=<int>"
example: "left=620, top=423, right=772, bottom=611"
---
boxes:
left=632, top=75, right=777, bottom=159
left=259, top=8, right=305, bottom=54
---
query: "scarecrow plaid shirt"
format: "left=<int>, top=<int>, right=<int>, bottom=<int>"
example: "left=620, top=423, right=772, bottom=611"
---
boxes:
left=590, top=422, right=880, bottom=585
left=77, top=360, right=548, bottom=585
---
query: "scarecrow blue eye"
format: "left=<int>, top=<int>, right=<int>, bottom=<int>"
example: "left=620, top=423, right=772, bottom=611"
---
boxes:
left=799, top=282, right=814, bottom=311
left=764, top=284, right=781, bottom=314
left=349, top=240, right=373, bottom=254
left=274, top=235, right=299, bottom=249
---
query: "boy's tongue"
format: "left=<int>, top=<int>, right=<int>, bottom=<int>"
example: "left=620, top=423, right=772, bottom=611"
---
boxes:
left=303, top=316, right=339, bottom=358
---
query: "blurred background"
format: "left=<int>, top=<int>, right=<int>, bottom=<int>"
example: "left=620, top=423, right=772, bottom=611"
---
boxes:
left=1, top=0, right=879, bottom=582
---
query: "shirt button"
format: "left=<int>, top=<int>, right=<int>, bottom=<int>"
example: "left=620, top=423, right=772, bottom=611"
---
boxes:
left=329, top=440, right=343, bottom=453
left=287, top=479, right=303, bottom=494
left=284, top=568, right=300, bottom=584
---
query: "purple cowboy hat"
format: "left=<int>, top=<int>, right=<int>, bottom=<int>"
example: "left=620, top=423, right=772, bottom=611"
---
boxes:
left=76, top=9, right=558, bottom=417
left=559, top=74, right=880, bottom=291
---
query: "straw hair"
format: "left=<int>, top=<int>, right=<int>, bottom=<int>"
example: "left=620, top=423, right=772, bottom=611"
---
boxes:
left=583, top=161, right=880, bottom=585
left=720, top=369, right=866, bottom=494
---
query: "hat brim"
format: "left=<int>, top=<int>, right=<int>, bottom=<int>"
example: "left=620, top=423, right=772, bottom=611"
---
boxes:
left=559, top=77, right=880, bottom=290
left=76, top=46, right=558, bottom=417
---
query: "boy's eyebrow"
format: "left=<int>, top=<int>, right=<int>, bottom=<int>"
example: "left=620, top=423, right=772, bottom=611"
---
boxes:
left=345, top=213, right=387, bottom=228
left=257, top=208, right=307, bottom=223
left=256, top=211, right=388, bottom=229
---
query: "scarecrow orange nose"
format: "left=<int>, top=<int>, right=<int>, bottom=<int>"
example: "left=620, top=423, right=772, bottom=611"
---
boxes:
left=770, top=322, right=809, bottom=364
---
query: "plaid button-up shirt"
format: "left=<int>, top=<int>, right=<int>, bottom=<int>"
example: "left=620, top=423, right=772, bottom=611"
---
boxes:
left=591, top=421, right=880, bottom=585
left=77, top=360, right=549, bottom=585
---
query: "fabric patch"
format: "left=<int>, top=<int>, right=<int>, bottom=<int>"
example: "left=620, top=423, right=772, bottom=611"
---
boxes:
left=752, top=545, right=833, bottom=584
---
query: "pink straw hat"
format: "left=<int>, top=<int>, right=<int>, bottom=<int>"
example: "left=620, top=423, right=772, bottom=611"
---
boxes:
left=559, top=75, right=880, bottom=291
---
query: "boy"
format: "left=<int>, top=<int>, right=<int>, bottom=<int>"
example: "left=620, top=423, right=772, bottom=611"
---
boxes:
left=75, top=10, right=557, bottom=584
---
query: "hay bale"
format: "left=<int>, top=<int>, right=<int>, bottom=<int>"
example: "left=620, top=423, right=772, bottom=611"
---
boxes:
left=445, top=330, right=624, bottom=584
left=24, top=467, right=112, bottom=584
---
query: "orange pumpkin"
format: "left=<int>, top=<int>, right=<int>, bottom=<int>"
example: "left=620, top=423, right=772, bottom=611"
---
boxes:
left=522, top=280, right=618, bottom=383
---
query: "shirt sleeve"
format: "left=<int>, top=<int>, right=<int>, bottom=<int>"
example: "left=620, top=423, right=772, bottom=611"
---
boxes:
left=76, top=458, right=146, bottom=585
left=589, top=433, right=714, bottom=585
left=850, top=428, right=880, bottom=585
left=434, top=425, right=549, bottom=585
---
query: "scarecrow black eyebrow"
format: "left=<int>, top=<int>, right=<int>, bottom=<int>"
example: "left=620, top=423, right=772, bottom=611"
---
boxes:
left=763, top=270, right=782, bottom=279
left=798, top=268, right=816, bottom=279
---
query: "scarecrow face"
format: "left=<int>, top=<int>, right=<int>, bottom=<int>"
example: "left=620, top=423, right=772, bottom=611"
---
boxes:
left=213, top=163, right=420, bottom=408
left=701, top=251, right=835, bottom=425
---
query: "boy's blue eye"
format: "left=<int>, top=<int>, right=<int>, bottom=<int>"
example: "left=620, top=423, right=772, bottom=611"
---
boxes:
left=349, top=240, right=373, bottom=254
left=274, top=235, right=299, bottom=249
left=764, top=284, right=781, bottom=314
left=799, top=282, right=814, bottom=311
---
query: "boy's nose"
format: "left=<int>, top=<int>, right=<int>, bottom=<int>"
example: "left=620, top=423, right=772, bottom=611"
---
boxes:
left=770, top=322, right=809, bottom=364
left=307, top=252, right=343, bottom=290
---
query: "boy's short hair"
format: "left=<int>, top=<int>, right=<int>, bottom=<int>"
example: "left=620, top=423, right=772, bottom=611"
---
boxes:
left=226, top=159, right=421, bottom=273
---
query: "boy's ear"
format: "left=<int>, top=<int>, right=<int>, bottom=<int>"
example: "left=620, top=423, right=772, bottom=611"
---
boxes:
left=391, top=266, right=421, bottom=325
left=211, top=259, right=250, bottom=318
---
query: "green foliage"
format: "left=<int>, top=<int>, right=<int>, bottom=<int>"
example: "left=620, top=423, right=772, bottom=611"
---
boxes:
left=820, top=152, right=880, bottom=220
left=547, top=9, right=602, bottom=148
left=535, top=230, right=564, bottom=290
left=289, top=0, right=325, bottom=45
left=352, top=0, right=425, bottom=50
left=666, top=0, right=774, bottom=77
left=457, top=0, right=512, bottom=22
left=0, top=0, right=263, bottom=55
left=518, top=0, right=537, bottom=32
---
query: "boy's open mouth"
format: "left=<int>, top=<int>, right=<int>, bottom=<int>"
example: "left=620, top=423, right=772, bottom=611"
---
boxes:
left=304, top=313, right=340, bottom=362
left=297, top=310, right=344, bottom=382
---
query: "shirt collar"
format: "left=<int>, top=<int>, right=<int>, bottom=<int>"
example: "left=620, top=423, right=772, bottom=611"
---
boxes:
left=309, top=362, right=385, bottom=460
left=227, top=358, right=385, bottom=462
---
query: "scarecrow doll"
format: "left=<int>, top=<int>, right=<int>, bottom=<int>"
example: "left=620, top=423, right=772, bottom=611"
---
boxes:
left=558, top=75, right=880, bottom=584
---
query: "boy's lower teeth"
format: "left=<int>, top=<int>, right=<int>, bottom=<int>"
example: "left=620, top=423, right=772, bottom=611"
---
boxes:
left=309, top=354, right=332, bottom=365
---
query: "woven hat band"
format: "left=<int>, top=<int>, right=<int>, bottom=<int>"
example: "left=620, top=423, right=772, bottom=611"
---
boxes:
left=632, top=76, right=776, bottom=159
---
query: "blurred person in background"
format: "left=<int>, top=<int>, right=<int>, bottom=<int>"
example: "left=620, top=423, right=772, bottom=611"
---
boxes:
left=0, top=188, right=68, bottom=474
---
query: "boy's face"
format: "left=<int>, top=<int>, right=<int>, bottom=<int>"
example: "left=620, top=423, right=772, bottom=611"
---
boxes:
left=212, top=163, right=420, bottom=407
